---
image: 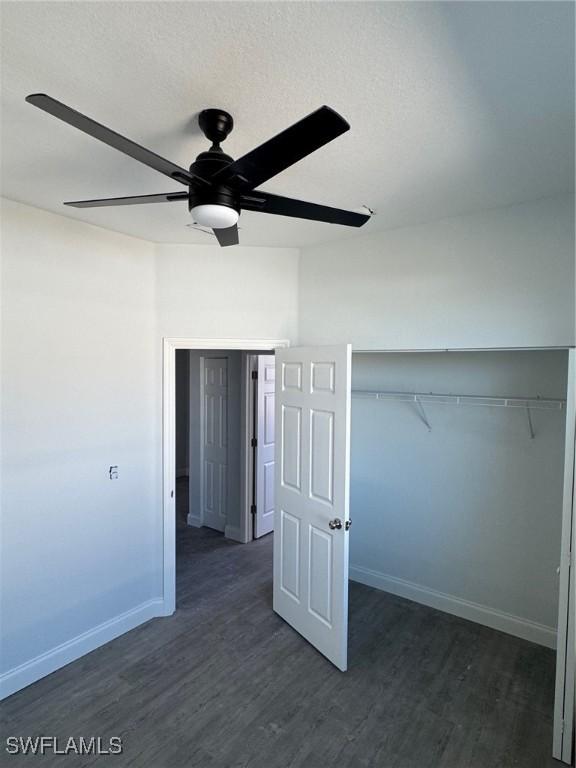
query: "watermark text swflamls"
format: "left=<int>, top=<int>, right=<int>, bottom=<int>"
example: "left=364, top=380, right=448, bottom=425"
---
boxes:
left=5, top=736, right=123, bottom=756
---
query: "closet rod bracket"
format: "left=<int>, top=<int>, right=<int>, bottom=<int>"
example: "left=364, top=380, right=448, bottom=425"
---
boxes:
left=414, top=396, right=432, bottom=432
left=526, top=406, right=535, bottom=439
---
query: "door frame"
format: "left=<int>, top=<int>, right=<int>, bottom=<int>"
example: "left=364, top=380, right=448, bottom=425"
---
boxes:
left=242, top=353, right=277, bottom=542
left=162, top=337, right=290, bottom=615
left=554, top=347, right=576, bottom=762
left=242, top=353, right=259, bottom=543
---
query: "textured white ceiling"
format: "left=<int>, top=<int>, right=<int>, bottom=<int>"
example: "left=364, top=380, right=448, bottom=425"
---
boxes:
left=1, top=1, right=573, bottom=247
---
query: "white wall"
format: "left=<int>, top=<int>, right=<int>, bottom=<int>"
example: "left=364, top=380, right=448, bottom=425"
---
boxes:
left=350, top=350, right=568, bottom=647
left=299, top=195, right=575, bottom=350
left=155, top=243, right=299, bottom=341
left=1, top=201, right=300, bottom=697
left=0, top=199, right=159, bottom=693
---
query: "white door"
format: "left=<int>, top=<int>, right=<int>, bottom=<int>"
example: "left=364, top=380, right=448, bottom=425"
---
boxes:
left=202, top=357, right=228, bottom=532
left=273, top=344, right=352, bottom=671
left=255, top=355, right=276, bottom=538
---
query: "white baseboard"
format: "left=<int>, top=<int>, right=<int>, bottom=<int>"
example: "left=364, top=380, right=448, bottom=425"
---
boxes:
left=349, top=565, right=556, bottom=649
left=176, top=468, right=189, bottom=478
left=0, top=598, right=165, bottom=700
left=187, top=512, right=202, bottom=528
left=225, top=524, right=247, bottom=543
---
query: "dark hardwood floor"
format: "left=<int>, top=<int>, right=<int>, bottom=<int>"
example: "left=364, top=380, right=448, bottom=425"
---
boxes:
left=1, top=478, right=559, bottom=766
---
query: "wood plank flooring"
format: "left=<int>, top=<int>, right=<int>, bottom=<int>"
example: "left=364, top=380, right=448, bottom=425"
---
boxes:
left=1, top=479, right=559, bottom=766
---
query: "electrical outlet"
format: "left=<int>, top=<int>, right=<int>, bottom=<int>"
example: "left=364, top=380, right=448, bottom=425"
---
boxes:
left=109, top=465, right=119, bottom=480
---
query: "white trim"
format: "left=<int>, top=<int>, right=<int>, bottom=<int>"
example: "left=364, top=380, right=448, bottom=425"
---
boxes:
left=186, top=512, right=202, bottom=528
left=239, top=353, right=254, bottom=545
left=163, top=338, right=290, bottom=615
left=241, top=354, right=259, bottom=544
left=350, top=565, right=557, bottom=650
left=554, top=348, right=576, bottom=762
left=352, top=346, right=574, bottom=353
left=165, top=338, right=290, bottom=350
left=224, top=525, right=245, bottom=543
left=199, top=356, right=207, bottom=531
left=0, top=599, right=164, bottom=700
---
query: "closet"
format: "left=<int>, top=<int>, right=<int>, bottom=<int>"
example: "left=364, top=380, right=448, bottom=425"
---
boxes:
left=273, top=345, right=575, bottom=763
left=350, top=350, right=566, bottom=648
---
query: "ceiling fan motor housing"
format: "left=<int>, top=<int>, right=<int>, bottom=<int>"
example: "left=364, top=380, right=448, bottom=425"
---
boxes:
left=188, top=151, right=240, bottom=217
left=189, top=108, right=240, bottom=217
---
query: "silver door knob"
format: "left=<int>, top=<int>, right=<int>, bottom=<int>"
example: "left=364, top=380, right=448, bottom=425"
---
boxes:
left=329, top=518, right=342, bottom=530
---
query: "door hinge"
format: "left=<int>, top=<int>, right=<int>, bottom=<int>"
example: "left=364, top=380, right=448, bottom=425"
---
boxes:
left=251, top=504, right=257, bottom=515
left=252, top=370, right=258, bottom=380
left=251, top=437, right=258, bottom=448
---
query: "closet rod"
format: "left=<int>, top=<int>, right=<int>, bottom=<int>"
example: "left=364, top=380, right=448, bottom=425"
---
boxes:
left=351, top=390, right=565, bottom=411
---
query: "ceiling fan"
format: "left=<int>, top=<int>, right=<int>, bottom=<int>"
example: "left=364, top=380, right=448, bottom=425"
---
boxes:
left=25, top=94, right=371, bottom=246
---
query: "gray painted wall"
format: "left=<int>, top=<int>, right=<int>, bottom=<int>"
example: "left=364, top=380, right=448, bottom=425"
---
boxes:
left=350, top=350, right=568, bottom=640
left=175, top=350, right=190, bottom=476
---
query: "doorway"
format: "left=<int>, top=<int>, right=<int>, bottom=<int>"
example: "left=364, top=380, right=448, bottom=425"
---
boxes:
left=163, top=337, right=290, bottom=616
left=175, top=349, right=276, bottom=542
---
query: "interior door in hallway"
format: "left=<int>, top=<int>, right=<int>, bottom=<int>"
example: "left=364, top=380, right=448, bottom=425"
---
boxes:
left=202, top=357, right=228, bottom=532
left=255, top=354, right=276, bottom=538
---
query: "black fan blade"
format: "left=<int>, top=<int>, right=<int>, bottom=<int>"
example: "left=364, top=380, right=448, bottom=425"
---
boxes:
left=213, top=224, right=239, bottom=247
left=26, top=94, right=207, bottom=187
left=240, top=191, right=370, bottom=227
left=212, top=106, right=349, bottom=190
left=64, top=191, right=189, bottom=208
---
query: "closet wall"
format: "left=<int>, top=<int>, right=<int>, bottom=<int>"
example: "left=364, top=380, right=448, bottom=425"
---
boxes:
left=350, top=350, right=568, bottom=647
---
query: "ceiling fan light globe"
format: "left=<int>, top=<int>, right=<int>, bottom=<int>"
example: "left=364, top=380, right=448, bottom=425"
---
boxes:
left=190, top=204, right=239, bottom=229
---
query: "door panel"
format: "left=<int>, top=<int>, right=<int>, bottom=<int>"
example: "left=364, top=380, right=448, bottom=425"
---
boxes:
left=202, top=358, right=228, bottom=532
left=263, top=462, right=275, bottom=518
left=273, top=344, right=351, bottom=671
left=255, top=354, right=276, bottom=538
left=310, top=409, right=334, bottom=503
left=309, top=525, right=333, bottom=625
left=281, top=405, right=301, bottom=491
left=280, top=509, right=300, bottom=600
